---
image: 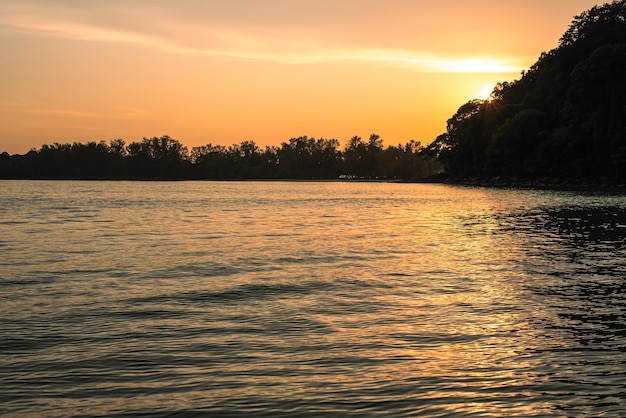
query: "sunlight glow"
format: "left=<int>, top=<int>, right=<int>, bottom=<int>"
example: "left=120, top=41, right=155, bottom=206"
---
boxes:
left=0, top=11, right=524, bottom=73
left=349, top=51, right=523, bottom=73
left=477, top=85, right=494, bottom=100
left=439, top=58, right=519, bottom=73
left=0, top=0, right=598, bottom=154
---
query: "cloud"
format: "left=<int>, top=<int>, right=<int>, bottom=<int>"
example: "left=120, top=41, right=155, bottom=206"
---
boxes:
left=336, top=51, right=524, bottom=73
left=0, top=96, right=149, bottom=120
left=0, top=1, right=526, bottom=73
left=19, top=107, right=150, bottom=119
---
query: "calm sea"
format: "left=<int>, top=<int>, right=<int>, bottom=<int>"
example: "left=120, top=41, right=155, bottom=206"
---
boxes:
left=1, top=181, right=626, bottom=417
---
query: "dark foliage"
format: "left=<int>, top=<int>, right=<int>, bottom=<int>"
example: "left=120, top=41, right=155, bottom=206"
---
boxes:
left=8, top=3, right=618, bottom=183
left=0, top=135, right=441, bottom=181
left=430, top=0, right=626, bottom=183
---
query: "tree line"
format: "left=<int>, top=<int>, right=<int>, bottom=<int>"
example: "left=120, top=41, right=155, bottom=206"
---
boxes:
left=428, top=0, right=626, bottom=184
left=4, top=2, right=623, bottom=184
left=0, top=135, right=442, bottom=181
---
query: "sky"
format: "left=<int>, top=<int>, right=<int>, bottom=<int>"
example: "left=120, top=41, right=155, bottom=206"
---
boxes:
left=0, top=0, right=604, bottom=154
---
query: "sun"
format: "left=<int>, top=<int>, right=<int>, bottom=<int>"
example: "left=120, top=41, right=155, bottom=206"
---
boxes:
left=477, top=85, right=494, bottom=100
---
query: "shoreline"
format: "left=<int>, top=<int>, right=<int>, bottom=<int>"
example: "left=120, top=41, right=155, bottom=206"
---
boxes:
left=2, top=176, right=626, bottom=191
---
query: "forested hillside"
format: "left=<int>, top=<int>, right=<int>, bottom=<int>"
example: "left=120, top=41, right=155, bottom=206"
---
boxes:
left=428, top=0, right=626, bottom=183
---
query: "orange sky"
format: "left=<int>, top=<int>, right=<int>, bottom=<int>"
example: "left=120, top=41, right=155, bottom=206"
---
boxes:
left=0, top=0, right=603, bottom=154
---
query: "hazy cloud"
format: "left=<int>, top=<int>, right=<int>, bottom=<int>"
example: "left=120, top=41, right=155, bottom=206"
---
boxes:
left=0, top=0, right=533, bottom=72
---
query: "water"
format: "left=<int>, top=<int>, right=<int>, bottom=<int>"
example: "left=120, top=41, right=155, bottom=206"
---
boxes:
left=1, top=180, right=625, bottom=417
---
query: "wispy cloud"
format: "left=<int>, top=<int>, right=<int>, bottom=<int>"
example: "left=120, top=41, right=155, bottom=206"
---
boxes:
left=0, top=9, right=194, bottom=53
left=20, top=107, right=150, bottom=119
left=0, top=97, right=149, bottom=120
left=332, top=51, right=524, bottom=73
left=0, top=1, right=526, bottom=73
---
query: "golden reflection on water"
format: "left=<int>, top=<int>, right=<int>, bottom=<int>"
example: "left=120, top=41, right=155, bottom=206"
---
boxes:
left=339, top=187, right=557, bottom=415
left=184, top=185, right=585, bottom=415
left=2, top=181, right=626, bottom=416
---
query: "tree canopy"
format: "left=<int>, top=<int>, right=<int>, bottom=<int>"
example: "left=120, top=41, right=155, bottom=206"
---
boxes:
left=4, top=2, right=624, bottom=184
left=430, top=0, right=626, bottom=183
left=0, top=135, right=441, bottom=181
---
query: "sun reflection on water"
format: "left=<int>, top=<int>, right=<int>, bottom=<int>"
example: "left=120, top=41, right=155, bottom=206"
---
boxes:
left=2, top=182, right=625, bottom=416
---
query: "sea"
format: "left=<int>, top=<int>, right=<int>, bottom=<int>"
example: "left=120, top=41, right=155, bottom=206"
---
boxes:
left=1, top=180, right=625, bottom=417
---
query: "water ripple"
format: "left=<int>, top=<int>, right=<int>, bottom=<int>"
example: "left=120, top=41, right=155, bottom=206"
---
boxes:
left=2, top=181, right=626, bottom=416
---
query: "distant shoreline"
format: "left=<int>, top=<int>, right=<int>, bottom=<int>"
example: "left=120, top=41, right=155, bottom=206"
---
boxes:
left=2, top=175, right=626, bottom=192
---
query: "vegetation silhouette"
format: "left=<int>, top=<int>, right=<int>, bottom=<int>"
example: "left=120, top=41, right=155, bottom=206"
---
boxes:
left=2, top=2, right=624, bottom=184
left=428, top=0, right=626, bottom=184
left=0, top=135, right=441, bottom=181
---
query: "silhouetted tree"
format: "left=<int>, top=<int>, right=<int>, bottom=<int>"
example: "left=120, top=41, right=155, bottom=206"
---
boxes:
left=1, top=134, right=441, bottom=180
left=431, top=0, right=626, bottom=183
left=275, top=136, right=341, bottom=179
left=343, top=136, right=367, bottom=178
left=126, top=136, right=190, bottom=179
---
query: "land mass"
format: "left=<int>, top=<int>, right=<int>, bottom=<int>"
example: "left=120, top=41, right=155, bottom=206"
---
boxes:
left=0, top=135, right=441, bottom=181
left=1, top=1, right=624, bottom=184
left=427, top=0, right=626, bottom=185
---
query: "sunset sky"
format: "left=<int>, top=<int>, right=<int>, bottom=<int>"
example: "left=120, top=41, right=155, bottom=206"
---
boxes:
left=0, top=0, right=603, bottom=154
